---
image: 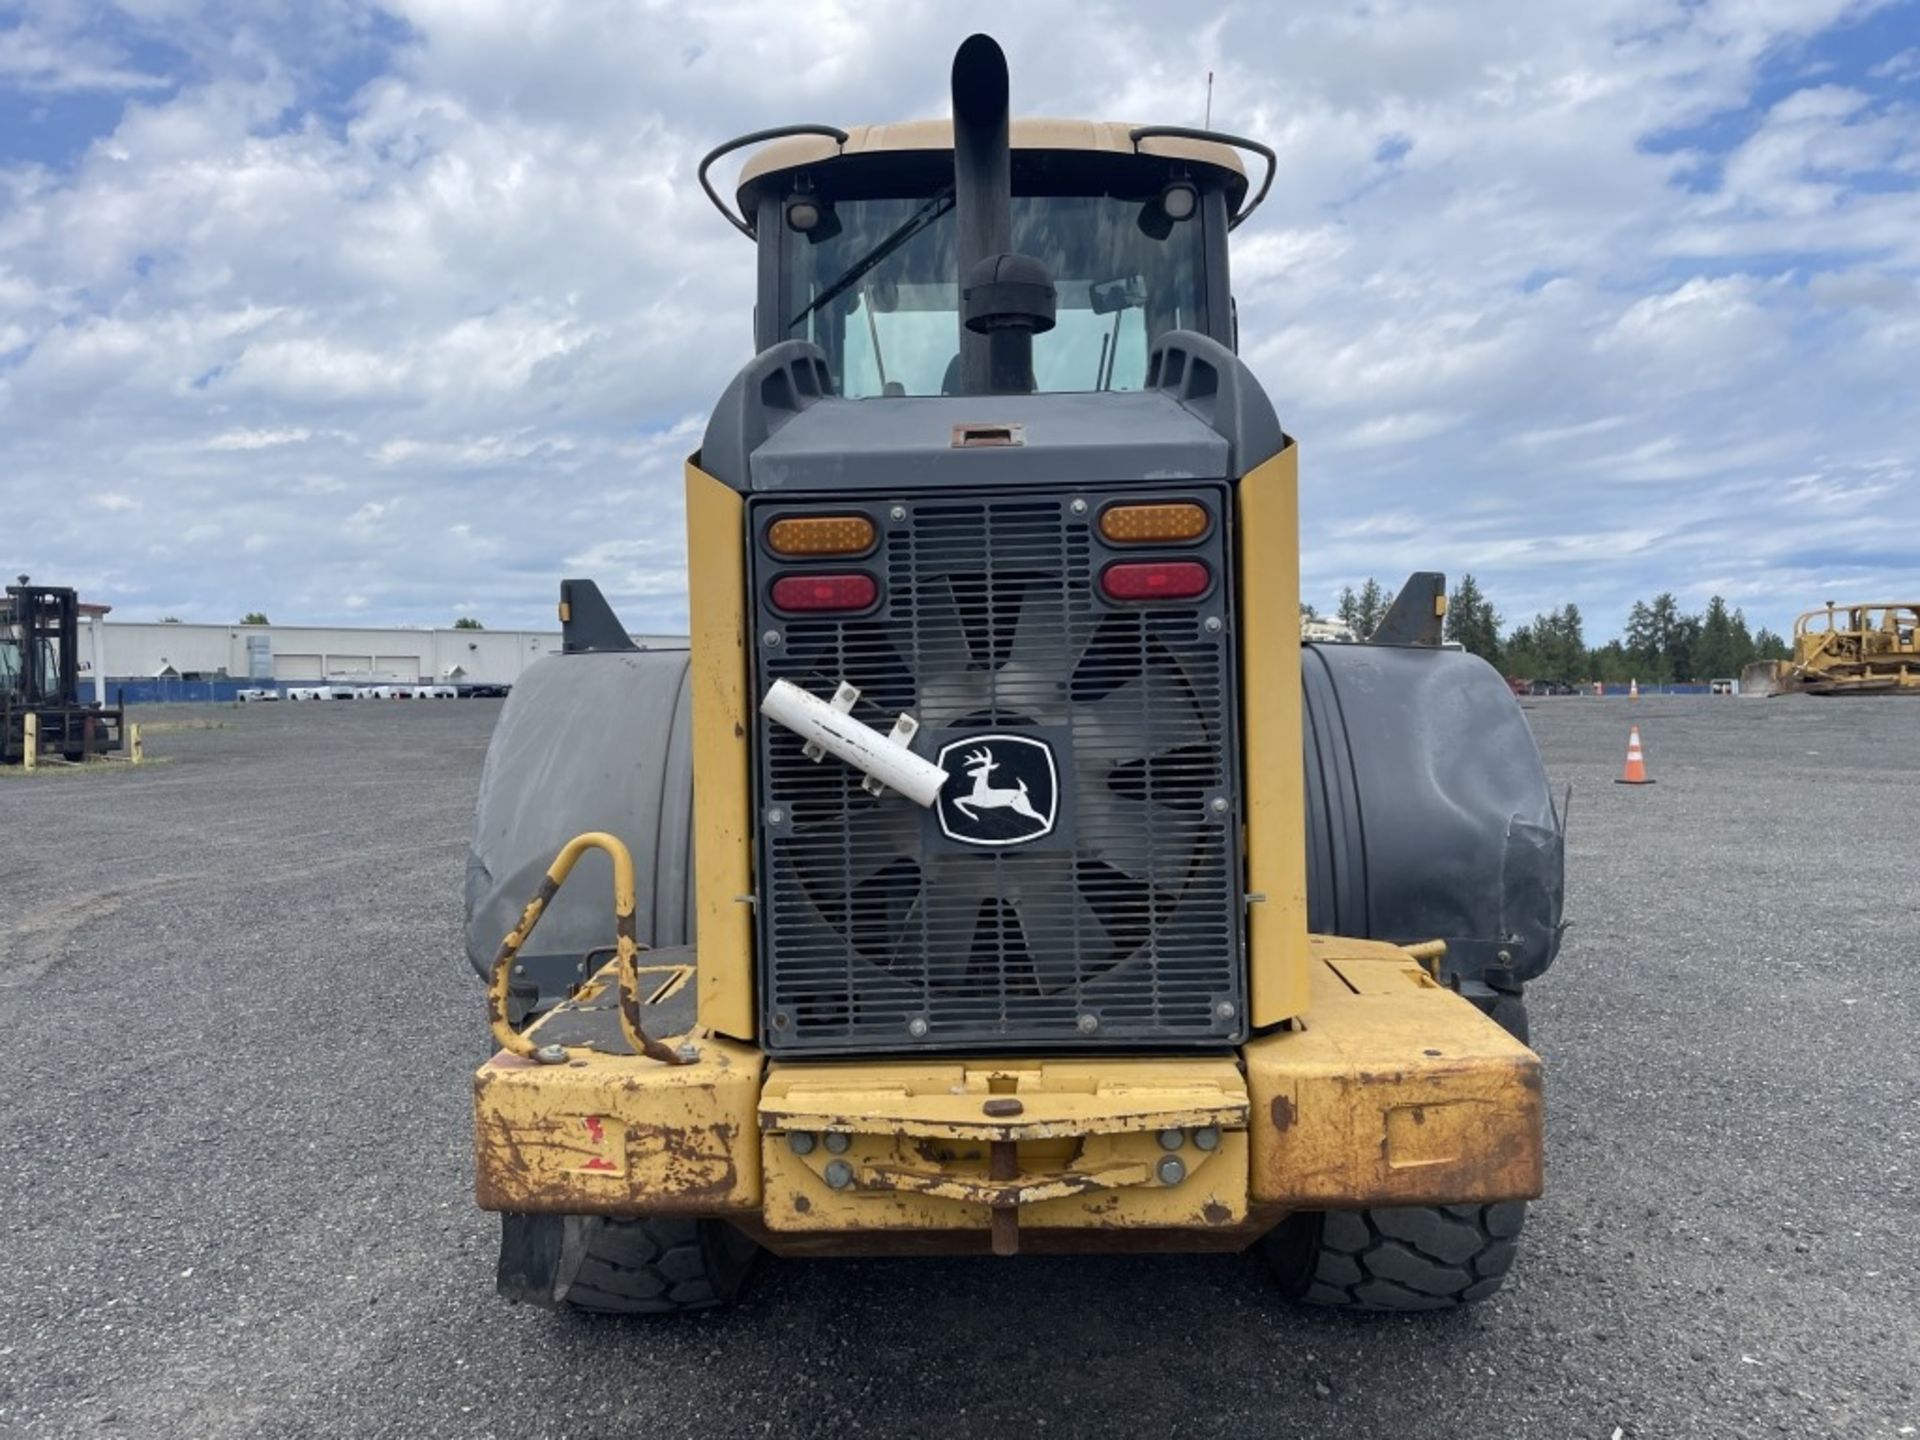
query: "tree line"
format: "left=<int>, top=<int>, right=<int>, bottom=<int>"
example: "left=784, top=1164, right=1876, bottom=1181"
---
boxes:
left=1323, top=576, right=1790, bottom=684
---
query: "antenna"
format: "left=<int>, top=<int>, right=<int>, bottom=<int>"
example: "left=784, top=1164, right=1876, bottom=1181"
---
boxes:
left=1205, top=70, right=1214, bottom=128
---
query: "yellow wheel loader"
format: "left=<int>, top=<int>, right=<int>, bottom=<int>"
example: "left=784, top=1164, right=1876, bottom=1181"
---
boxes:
left=466, top=35, right=1563, bottom=1315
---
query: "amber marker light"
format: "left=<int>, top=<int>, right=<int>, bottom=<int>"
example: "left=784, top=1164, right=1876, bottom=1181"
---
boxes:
left=1098, top=501, right=1209, bottom=545
left=768, top=514, right=876, bottom=556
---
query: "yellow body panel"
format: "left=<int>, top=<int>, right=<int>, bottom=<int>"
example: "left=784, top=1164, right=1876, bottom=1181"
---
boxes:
left=762, top=1130, right=1249, bottom=1233
left=760, top=1057, right=1249, bottom=1232
left=473, top=1035, right=763, bottom=1215
left=760, top=1058, right=1248, bottom=1140
left=1244, top=937, right=1543, bottom=1208
left=473, top=939, right=1541, bottom=1242
left=685, top=461, right=756, bottom=1039
left=1237, top=443, right=1311, bottom=1025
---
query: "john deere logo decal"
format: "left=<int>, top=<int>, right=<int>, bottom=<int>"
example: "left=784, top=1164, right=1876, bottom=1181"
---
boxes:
left=936, top=735, right=1059, bottom=848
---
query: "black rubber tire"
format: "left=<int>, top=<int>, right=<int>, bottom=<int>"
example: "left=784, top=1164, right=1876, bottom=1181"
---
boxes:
left=1262, top=1202, right=1526, bottom=1311
left=562, top=1217, right=759, bottom=1315
left=1481, top=990, right=1529, bottom=1045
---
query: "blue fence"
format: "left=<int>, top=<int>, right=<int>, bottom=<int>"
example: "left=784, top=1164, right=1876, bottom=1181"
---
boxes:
left=92, top=678, right=264, bottom=705
left=1588, top=683, right=1721, bottom=696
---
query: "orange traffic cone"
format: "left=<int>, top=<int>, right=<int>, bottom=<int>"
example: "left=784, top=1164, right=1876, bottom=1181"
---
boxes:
left=1616, top=724, right=1655, bottom=785
left=1628, top=677, right=1639, bottom=700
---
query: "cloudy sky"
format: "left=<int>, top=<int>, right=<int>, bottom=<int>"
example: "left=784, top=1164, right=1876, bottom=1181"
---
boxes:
left=2, top=0, right=1916, bottom=639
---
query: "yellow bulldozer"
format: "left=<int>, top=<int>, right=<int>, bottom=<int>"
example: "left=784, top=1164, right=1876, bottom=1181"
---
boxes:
left=464, top=36, right=1563, bottom=1314
left=1742, top=603, right=1920, bottom=696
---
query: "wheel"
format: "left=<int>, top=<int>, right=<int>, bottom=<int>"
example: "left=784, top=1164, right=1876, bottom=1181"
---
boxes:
left=1261, top=1202, right=1526, bottom=1311
left=497, top=1213, right=759, bottom=1315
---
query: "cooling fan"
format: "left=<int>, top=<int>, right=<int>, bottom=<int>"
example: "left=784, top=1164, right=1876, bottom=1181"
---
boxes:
left=774, top=571, right=1220, bottom=999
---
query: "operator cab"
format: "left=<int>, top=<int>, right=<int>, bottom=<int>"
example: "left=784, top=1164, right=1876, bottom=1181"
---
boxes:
left=716, top=121, right=1269, bottom=398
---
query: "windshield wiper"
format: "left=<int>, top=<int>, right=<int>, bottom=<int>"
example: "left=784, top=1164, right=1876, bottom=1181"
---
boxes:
left=789, top=186, right=956, bottom=330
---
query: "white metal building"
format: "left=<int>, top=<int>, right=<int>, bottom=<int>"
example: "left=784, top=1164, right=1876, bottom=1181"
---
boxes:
left=82, top=619, right=683, bottom=700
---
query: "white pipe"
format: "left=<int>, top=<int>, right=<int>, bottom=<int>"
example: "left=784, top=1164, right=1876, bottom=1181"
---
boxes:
left=760, top=679, right=947, bottom=808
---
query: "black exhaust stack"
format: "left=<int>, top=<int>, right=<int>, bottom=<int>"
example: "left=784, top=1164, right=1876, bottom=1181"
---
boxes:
left=951, top=35, right=1054, bottom=396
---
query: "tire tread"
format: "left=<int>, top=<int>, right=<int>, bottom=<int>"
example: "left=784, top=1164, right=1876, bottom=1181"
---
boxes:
left=560, top=1218, right=756, bottom=1316
left=1265, top=1202, right=1526, bottom=1313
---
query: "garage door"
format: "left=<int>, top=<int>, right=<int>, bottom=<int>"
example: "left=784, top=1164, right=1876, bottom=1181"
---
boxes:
left=274, top=653, right=324, bottom=681
left=375, top=655, right=421, bottom=682
left=327, top=654, right=373, bottom=680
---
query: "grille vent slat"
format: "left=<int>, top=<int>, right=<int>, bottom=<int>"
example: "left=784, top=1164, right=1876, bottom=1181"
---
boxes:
left=753, top=489, right=1242, bottom=1054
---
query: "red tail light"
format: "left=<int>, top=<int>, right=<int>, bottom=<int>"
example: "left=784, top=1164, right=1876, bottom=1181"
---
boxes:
left=770, top=572, right=878, bottom=613
left=1100, top=560, right=1211, bottom=602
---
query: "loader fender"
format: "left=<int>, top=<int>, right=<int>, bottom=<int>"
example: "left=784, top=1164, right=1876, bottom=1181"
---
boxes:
left=1302, top=642, right=1565, bottom=990
left=465, top=649, right=697, bottom=1018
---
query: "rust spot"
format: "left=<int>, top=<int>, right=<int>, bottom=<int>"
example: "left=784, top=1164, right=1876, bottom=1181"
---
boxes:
left=1270, top=1095, right=1296, bottom=1132
left=982, top=1098, right=1024, bottom=1118
left=793, top=1194, right=811, bottom=1214
left=1201, top=1200, right=1232, bottom=1226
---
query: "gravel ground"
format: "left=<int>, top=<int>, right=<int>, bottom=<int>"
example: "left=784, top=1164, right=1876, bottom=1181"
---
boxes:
left=1, top=694, right=1914, bottom=1439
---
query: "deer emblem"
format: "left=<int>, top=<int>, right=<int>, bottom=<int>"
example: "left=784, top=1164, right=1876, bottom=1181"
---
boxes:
left=953, top=746, right=1047, bottom=825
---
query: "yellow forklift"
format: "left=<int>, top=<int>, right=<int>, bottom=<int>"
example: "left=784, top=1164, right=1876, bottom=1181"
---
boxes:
left=465, top=36, right=1562, bottom=1313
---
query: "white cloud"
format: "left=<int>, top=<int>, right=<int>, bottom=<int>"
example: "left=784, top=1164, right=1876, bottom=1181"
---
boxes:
left=205, top=426, right=314, bottom=450
left=0, top=0, right=1915, bottom=638
left=1868, top=46, right=1920, bottom=82
left=0, top=16, right=170, bottom=94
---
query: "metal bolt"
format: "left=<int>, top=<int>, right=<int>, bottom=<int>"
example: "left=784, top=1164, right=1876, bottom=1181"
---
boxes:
left=824, top=1131, right=852, bottom=1155
left=676, top=1043, right=700, bottom=1063
left=1210, top=796, right=1229, bottom=815
left=1194, top=1126, right=1221, bottom=1152
left=889, top=505, right=907, bottom=522
left=1156, top=1155, right=1187, bottom=1186
left=512, top=963, right=525, bottom=977
left=533, top=1043, right=568, bottom=1066
left=1497, top=948, right=1513, bottom=964
left=1069, top=497, right=1088, bottom=515
left=824, top=1159, right=855, bottom=1190
left=788, top=1131, right=817, bottom=1156
left=762, top=629, right=782, bottom=647
left=1214, top=1000, right=1237, bottom=1021
left=767, top=806, right=786, bottom=826
left=1076, top=1013, right=1099, bottom=1035
left=1203, top=615, right=1223, bottom=634
left=907, top=1016, right=929, bottom=1039
left=1158, top=1127, right=1185, bottom=1151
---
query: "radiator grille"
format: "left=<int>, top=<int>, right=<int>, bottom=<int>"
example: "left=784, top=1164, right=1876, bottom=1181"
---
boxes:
left=752, top=489, right=1242, bottom=1054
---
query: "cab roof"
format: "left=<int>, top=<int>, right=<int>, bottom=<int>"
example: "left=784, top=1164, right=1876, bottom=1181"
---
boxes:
left=737, top=118, right=1251, bottom=211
